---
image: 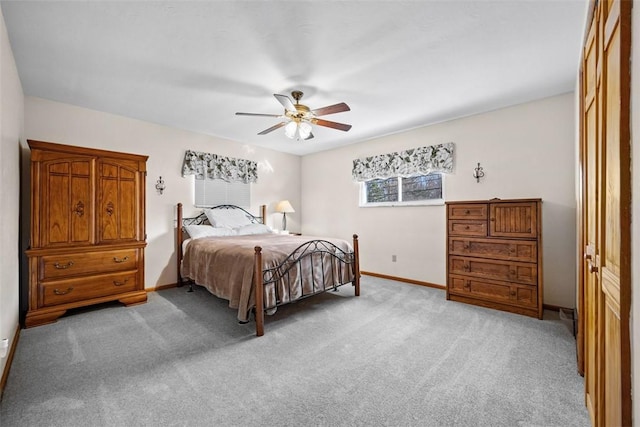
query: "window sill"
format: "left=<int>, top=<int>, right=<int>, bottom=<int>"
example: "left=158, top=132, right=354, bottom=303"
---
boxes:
left=359, top=200, right=445, bottom=208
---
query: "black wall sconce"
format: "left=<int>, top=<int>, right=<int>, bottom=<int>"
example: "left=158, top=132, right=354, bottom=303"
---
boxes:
left=473, top=163, right=485, bottom=183
left=155, top=176, right=166, bottom=195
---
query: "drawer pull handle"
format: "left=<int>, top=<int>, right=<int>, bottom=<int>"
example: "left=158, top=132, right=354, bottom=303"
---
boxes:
left=584, top=253, right=592, bottom=260
left=465, top=226, right=470, bottom=230
left=465, top=210, right=470, bottom=214
left=511, top=290, right=516, bottom=297
left=113, top=256, right=129, bottom=263
left=53, top=287, right=74, bottom=295
left=589, top=265, right=598, bottom=274
left=463, top=264, right=470, bottom=271
left=53, top=261, right=74, bottom=270
left=463, top=244, right=469, bottom=250
left=113, top=279, right=129, bottom=287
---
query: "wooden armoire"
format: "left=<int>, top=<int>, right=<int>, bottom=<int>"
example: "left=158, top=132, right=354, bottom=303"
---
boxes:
left=25, top=140, right=148, bottom=327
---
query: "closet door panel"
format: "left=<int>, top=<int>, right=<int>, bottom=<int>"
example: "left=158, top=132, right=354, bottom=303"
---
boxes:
left=579, top=1, right=631, bottom=425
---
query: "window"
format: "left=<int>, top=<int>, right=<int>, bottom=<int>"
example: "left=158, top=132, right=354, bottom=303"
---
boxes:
left=194, top=178, right=250, bottom=208
left=360, top=173, right=443, bottom=207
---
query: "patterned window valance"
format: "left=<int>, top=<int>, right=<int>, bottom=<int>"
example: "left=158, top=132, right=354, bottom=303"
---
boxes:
left=352, top=142, right=454, bottom=182
left=182, top=150, right=258, bottom=184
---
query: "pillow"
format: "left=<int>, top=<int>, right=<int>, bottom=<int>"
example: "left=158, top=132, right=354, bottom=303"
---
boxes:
left=185, top=224, right=236, bottom=239
left=235, top=223, right=273, bottom=236
left=204, top=208, right=254, bottom=229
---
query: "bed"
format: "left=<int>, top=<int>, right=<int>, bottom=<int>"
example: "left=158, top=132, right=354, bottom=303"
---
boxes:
left=176, top=203, right=360, bottom=336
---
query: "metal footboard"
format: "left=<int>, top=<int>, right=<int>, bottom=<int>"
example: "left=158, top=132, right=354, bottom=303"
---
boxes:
left=253, top=235, right=360, bottom=336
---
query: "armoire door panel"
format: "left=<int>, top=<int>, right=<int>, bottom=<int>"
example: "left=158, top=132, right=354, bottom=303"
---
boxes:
left=46, top=173, right=70, bottom=244
left=99, top=177, right=119, bottom=241
left=70, top=176, right=90, bottom=243
left=98, top=162, right=140, bottom=243
left=101, top=162, right=119, bottom=177
left=42, top=159, right=93, bottom=247
left=119, top=178, right=137, bottom=240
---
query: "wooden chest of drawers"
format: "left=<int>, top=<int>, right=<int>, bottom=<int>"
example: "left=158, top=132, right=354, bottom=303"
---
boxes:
left=445, top=198, right=543, bottom=318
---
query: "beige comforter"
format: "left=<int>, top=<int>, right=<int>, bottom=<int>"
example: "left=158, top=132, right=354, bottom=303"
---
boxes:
left=181, top=234, right=354, bottom=321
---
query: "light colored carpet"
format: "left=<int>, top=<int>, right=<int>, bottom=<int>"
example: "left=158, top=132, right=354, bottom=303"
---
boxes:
left=0, top=276, right=589, bottom=426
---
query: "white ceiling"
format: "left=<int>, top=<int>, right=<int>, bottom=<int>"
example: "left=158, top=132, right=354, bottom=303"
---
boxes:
left=1, top=1, right=588, bottom=156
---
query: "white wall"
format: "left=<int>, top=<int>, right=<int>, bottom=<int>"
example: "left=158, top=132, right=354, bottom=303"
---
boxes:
left=24, top=97, right=302, bottom=289
left=0, top=7, right=24, bottom=383
left=302, top=93, right=576, bottom=308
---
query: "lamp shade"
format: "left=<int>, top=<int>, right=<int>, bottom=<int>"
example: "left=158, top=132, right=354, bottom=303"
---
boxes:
left=276, top=200, right=295, bottom=213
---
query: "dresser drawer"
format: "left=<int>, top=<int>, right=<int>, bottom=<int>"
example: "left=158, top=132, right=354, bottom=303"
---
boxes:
left=40, top=248, right=138, bottom=280
left=449, top=256, right=537, bottom=286
left=447, top=203, right=488, bottom=220
left=449, top=274, right=537, bottom=309
left=448, top=220, right=487, bottom=237
left=42, top=271, right=138, bottom=307
left=448, top=237, right=537, bottom=262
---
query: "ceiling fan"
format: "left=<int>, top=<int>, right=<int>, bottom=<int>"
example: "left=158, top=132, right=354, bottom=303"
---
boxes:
left=236, top=91, right=352, bottom=141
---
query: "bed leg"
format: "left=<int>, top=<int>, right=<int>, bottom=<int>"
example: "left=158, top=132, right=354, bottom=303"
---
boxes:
left=352, top=234, right=361, bottom=297
left=254, top=246, right=264, bottom=337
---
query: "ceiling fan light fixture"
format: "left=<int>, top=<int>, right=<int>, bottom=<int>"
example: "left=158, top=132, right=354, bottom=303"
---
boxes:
left=237, top=90, right=351, bottom=140
left=298, top=122, right=312, bottom=139
left=284, top=121, right=298, bottom=139
left=285, top=120, right=312, bottom=141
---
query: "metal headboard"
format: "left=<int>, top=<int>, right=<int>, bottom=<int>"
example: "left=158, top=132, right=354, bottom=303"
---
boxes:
left=176, top=203, right=267, bottom=285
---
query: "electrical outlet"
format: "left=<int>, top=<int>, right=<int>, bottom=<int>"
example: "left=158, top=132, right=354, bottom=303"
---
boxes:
left=392, top=255, right=397, bottom=262
left=0, top=338, right=8, bottom=358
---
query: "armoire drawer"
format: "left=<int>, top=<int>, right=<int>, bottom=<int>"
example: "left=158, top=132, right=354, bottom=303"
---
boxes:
left=449, top=256, right=537, bottom=286
left=448, top=220, right=487, bottom=237
left=40, top=248, right=138, bottom=280
left=42, top=271, right=138, bottom=307
left=448, top=237, right=537, bottom=262
left=447, top=203, right=488, bottom=220
left=448, top=274, right=537, bottom=309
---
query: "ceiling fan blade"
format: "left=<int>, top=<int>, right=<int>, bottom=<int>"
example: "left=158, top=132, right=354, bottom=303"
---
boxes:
left=311, top=102, right=350, bottom=116
left=236, top=112, right=282, bottom=118
left=274, top=94, right=297, bottom=112
left=257, top=122, right=286, bottom=135
left=312, top=118, right=352, bottom=132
